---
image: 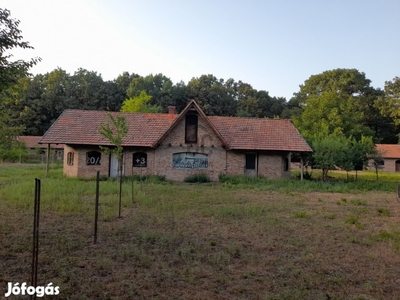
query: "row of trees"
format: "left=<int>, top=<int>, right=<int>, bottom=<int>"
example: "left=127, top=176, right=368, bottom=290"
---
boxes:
left=3, top=67, right=400, bottom=142
left=1, top=69, right=289, bottom=135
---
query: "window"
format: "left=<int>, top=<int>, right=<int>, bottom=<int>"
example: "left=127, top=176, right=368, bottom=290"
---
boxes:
left=67, top=152, right=74, bottom=166
left=133, top=152, right=147, bottom=167
left=86, top=151, right=101, bottom=165
left=245, top=153, right=256, bottom=170
left=185, top=114, right=198, bottom=143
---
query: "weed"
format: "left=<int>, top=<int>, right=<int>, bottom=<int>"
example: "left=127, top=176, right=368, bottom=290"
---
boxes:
left=350, top=199, right=367, bottom=206
left=293, top=211, right=308, bottom=218
left=345, top=215, right=359, bottom=225
left=184, top=173, right=211, bottom=183
left=376, top=208, right=390, bottom=216
left=323, top=214, right=336, bottom=219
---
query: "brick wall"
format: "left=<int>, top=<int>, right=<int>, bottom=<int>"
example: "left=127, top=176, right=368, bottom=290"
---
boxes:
left=62, top=116, right=293, bottom=181
left=258, top=152, right=291, bottom=179
left=226, top=150, right=290, bottom=179
left=154, top=114, right=227, bottom=181
left=63, top=145, right=79, bottom=177
left=370, top=158, right=400, bottom=173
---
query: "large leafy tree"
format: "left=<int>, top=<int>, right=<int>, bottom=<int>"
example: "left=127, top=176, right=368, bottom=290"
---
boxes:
left=127, top=73, right=173, bottom=112
left=0, top=8, right=40, bottom=158
left=293, top=69, right=377, bottom=140
left=375, top=77, right=400, bottom=142
left=66, top=68, right=104, bottom=110
left=187, top=74, right=237, bottom=116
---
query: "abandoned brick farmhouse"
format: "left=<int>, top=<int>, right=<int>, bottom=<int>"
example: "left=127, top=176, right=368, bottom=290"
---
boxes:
left=39, top=100, right=312, bottom=181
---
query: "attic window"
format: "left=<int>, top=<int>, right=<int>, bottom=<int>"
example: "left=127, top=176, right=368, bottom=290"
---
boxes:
left=185, top=114, right=198, bottom=143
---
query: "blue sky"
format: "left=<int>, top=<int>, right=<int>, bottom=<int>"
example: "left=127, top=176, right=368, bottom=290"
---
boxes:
left=3, top=0, right=400, bottom=100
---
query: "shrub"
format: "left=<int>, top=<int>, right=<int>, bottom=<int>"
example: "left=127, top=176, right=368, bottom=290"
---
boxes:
left=184, top=173, right=211, bottom=183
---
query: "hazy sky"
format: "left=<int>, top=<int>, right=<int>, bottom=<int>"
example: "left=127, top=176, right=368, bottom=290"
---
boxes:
left=3, top=0, right=400, bottom=100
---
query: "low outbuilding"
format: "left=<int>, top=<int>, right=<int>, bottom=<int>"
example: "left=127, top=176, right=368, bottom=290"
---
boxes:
left=39, top=100, right=312, bottom=181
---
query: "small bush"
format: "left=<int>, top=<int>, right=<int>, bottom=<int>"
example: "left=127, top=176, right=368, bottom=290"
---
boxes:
left=184, top=173, right=211, bottom=183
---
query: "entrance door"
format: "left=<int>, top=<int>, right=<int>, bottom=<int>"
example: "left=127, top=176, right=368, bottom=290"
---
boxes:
left=396, top=160, right=400, bottom=172
left=110, top=154, right=124, bottom=177
left=245, top=153, right=257, bottom=176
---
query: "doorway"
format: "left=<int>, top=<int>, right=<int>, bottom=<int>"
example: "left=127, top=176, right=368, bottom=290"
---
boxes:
left=110, top=153, right=124, bottom=177
left=245, top=153, right=257, bottom=176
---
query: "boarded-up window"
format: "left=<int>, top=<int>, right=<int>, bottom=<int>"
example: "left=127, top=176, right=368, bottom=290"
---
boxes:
left=185, top=114, right=198, bottom=143
left=133, top=152, right=147, bottom=167
left=86, top=151, right=101, bottom=165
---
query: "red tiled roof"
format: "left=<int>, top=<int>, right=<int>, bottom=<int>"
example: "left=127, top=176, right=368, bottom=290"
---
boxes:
left=17, top=136, right=64, bottom=149
left=39, top=102, right=312, bottom=153
left=39, top=110, right=178, bottom=147
left=17, top=136, right=42, bottom=148
left=375, top=144, right=400, bottom=159
left=208, top=116, right=312, bottom=152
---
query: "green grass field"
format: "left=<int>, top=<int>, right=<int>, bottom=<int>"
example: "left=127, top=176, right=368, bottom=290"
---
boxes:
left=1, top=164, right=400, bottom=299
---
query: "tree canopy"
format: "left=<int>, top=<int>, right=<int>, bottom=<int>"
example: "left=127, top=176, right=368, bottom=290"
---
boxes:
left=292, top=69, right=387, bottom=141
left=0, top=8, right=40, bottom=93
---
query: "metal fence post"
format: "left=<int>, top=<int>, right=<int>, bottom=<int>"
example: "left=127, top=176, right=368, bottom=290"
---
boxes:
left=31, top=178, right=41, bottom=299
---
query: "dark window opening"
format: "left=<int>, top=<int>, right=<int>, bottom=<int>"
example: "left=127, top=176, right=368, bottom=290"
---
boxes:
left=245, top=153, right=256, bottom=170
left=185, top=114, right=198, bottom=143
left=86, top=151, right=101, bottom=165
left=133, top=152, right=147, bottom=167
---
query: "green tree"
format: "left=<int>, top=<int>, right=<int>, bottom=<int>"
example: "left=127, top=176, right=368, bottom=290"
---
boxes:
left=187, top=74, right=237, bottom=116
left=121, top=91, right=160, bottom=113
left=66, top=68, right=104, bottom=110
left=127, top=73, right=173, bottom=111
left=311, top=136, right=348, bottom=181
left=98, top=113, right=128, bottom=218
left=0, top=8, right=40, bottom=158
left=0, top=8, right=40, bottom=93
left=375, top=77, right=400, bottom=141
left=350, top=136, right=375, bottom=179
left=293, top=69, right=376, bottom=140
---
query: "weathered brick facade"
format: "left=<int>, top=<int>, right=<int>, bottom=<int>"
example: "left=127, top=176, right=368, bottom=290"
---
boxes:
left=63, top=115, right=292, bottom=180
left=41, top=100, right=312, bottom=180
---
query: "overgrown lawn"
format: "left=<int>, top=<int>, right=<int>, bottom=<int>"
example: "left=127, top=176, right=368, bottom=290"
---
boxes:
left=1, top=164, right=400, bottom=299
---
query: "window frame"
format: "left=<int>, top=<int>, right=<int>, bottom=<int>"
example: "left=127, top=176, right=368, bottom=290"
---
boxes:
left=67, top=152, right=74, bottom=166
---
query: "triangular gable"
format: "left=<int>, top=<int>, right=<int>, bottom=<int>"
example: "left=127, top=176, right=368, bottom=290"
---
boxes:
left=152, top=100, right=229, bottom=149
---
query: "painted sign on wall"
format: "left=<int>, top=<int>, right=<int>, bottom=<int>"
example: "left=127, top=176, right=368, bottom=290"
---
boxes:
left=173, top=152, right=208, bottom=170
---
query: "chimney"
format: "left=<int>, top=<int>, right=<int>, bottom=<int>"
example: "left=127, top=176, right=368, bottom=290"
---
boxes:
left=168, top=106, right=176, bottom=114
